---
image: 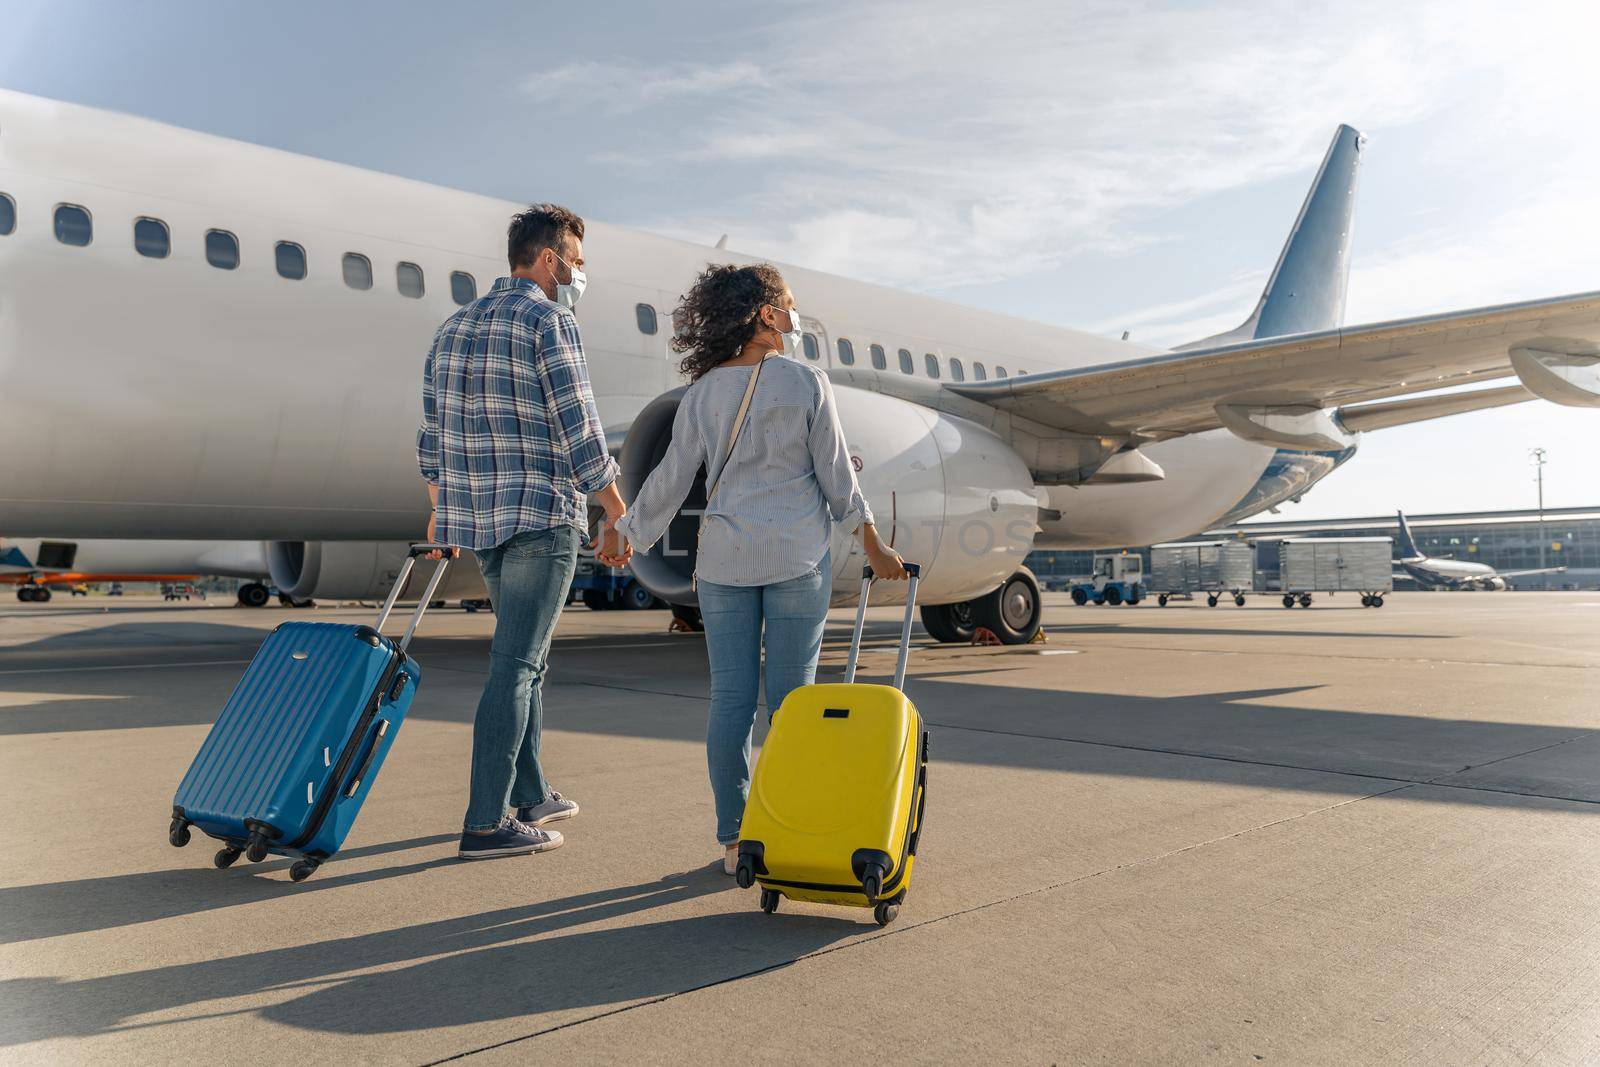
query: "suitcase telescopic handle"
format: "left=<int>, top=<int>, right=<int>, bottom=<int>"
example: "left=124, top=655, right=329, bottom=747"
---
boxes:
left=373, top=544, right=453, bottom=651
left=844, top=561, right=921, bottom=690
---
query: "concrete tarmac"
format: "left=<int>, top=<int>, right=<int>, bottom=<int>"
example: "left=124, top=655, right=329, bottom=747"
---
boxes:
left=2, top=591, right=1598, bottom=1063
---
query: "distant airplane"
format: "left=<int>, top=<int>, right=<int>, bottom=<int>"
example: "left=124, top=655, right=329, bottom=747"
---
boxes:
left=0, top=537, right=270, bottom=603
left=1392, top=511, right=1565, bottom=590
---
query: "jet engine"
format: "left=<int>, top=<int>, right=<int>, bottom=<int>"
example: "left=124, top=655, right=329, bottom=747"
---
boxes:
left=619, top=381, right=1039, bottom=610
left=265, top=540, right=483, bottom=601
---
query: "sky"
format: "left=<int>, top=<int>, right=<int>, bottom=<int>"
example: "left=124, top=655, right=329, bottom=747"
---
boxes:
left=5, top=0, right=1597, bottom=520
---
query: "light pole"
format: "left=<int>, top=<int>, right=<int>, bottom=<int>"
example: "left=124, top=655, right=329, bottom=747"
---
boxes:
left=1529, top=447, right=1547, bottom=590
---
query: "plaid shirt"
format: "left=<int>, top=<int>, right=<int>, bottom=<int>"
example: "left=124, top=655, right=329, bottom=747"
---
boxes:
left=417, top=277, right=618, bottom=550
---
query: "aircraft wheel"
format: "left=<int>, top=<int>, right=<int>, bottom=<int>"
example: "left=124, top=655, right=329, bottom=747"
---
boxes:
left=921, top=601, right=977, bottom=643
left=1158, top=594, right=1168, bottom=607
left=1206, top=595, right=1219, bottom=607
left=972, top=567, right=1042, bottom=644
left=17, top=587, right=33, bottom=602
left=35, top=587, right=51, bottom=602
left=237, top=582, right=270, bottom=608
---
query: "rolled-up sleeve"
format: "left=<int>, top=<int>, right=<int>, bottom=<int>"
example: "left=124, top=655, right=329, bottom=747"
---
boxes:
left=614, top=395, right=704, bottom=552
left=416, top=329, right=442, bottom=485
left=536, top=308, right=618, bottom=495
left=808, top=373, right=873, bottom=529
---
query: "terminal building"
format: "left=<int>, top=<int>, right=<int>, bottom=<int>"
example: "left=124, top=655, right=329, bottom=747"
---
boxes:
left=1025, top=505, right=1600, bottom=591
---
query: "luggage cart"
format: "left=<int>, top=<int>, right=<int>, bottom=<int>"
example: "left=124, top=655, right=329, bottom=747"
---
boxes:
left=1150, top=540, right=1256, bottom=607
left=1277, top=537, right=1394, bottom=607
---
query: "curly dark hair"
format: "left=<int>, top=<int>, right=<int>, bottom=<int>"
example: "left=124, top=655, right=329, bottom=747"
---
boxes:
left=672, top=263, right=789, bottom=380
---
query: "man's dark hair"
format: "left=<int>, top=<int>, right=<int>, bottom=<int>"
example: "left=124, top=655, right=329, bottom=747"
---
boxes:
left=507, top=203, right=585, bottom=271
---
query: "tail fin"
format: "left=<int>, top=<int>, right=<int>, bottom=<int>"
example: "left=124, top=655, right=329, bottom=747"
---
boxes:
left=1395, top=510, right=1421, bottom=558
left=1181, top=124, right=1365, bottom=347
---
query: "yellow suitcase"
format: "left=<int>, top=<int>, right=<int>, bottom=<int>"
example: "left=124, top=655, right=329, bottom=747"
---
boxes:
left=736, top=564, right=928, bottom=925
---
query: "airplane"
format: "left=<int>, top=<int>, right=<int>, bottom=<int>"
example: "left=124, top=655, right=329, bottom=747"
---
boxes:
left=0, top=537, right=272, bottom=603
left=1392, top=511, right=1565, bottom=591
left=1, top=90, right=1596, bottom=644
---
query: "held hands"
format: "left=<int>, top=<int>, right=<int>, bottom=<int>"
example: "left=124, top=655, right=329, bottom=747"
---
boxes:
left=592, top=510, right=632, bottom=569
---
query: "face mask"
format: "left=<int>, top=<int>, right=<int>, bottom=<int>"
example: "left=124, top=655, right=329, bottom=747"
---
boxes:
left=554, top=253, right=587, bottom=310
left=769, top=304, right=802, bottom=358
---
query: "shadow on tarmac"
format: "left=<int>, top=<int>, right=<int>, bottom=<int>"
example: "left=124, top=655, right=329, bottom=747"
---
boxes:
left=0, top=865, right=856, bottom=1047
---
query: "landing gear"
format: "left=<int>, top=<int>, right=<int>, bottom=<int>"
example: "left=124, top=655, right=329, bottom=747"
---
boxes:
left=971, top=568, right=1042, bottom=644
left=1362, top=594, right=1385, bottom=608
left=670, top=603, right=704, bottom=632
left=18, top=585, right=51, bottom=602
left=920, top=601, right=977, bottom=643
left=1158, top=594, right=1169, bottom=607
left=237, top=582, right=270, bottom=608
left=1206, top=594, right=1219, bottom=607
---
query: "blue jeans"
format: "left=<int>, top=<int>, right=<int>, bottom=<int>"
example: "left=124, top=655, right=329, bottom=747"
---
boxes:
left=696, top=553, right=832, bottom=844
left=464, top=526, right=579, bottom=832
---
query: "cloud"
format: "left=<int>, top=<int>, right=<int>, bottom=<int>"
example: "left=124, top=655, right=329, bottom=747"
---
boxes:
left=520, top=59, right=765, bottom=114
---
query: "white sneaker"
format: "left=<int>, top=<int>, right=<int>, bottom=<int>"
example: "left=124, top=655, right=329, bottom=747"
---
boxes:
left=723, top=844, right=739, bottom=876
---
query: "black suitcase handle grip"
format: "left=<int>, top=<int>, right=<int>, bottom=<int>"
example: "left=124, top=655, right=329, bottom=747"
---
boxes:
left=862, top=562, right=921, bottom=581
left=344, top=718, right=391, bottom=798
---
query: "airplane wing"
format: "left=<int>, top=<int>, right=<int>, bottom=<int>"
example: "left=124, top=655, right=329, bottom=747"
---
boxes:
left=1494, top=566, right=1568, bottom=578
left=949, top=290, right=1600, bottom=439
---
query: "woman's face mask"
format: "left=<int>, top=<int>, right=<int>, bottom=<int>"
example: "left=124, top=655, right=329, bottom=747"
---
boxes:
left=768, top=303, right=802, bottom=358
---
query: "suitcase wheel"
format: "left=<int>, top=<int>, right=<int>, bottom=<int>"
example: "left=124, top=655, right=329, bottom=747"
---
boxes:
left=735, top=859, right=755, bottom=889
left=213, top=846, right=242, bottom=869
left=168, top=818, right=191, bottom=848
left=289, top=859, right=320, bottom=882
left=760, top=888, right=780, bottom=914
left=246, top=835, right=271, bottom=863
left=873, top=901, right=900, bottom=926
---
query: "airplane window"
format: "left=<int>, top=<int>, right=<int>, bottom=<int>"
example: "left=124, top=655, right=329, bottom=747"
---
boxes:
left=452, top=272, right=478, bottom=306
left=134, top=217, right=169, bottom=258
left=396, top=262, right=424, bottom=298
left=802, top=332, right=820, bottom=360
left=635, top=302, right=657, bottom=334
left=924, top=353, right=940, bottom=379
left=0, top=194, right=15, bottom=236
left=870, top=344, right=887, bottom=370
left=54, top=204, right=92, bottom=246
left=275, top=241, right=307, bottom=280
left=205, top=229, right=239, bottom=269
left=950, top=358, right=966, bottom=382
left=973, top=362, right=987, bottom=381
left=837, top=338, right=855, bottom=365
left=898, top=348, right=913, bottom=374
left=995, top=366, right=1008, bottom=377
left=342, top=253, right=373, bottom=291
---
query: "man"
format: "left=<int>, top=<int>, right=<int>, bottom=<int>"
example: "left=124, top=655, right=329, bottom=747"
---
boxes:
left=417, top=203, right=630, bottom=860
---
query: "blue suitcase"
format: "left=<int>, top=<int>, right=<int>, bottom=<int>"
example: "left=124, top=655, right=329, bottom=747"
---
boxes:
left=168, top=545, right=451, bottom=881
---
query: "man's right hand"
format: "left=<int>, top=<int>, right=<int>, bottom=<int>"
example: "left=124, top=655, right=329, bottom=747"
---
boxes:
left=424, top=511, right=459, bottom=560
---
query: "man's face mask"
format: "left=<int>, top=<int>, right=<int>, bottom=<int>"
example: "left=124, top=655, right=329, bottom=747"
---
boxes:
left=554, top=252, right=587, bottom=310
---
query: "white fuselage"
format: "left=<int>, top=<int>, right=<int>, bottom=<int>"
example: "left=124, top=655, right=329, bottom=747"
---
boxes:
left=0, top=91, right=1287, bottom=555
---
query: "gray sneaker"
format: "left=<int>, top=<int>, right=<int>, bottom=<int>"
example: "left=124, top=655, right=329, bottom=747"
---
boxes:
left=516, top=791, right=579, bottom=828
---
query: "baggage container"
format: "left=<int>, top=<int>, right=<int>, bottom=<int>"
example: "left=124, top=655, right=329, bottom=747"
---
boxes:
left=736, top=563, right=926, bottom=926
left=1149, top=540, right=1256, bottom=605
left=168, top=545, right=451, bottom=881
left=1278, top=537, right=1394, bottom=607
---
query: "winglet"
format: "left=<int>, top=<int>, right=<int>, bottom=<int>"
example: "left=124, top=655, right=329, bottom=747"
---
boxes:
left=1181, top=124, right=1365, bottom=347
left=1394, top=510, right=1421, bottom=559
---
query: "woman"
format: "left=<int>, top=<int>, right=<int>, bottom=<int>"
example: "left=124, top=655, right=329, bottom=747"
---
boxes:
left=615, top=263, right=907, bottom=874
